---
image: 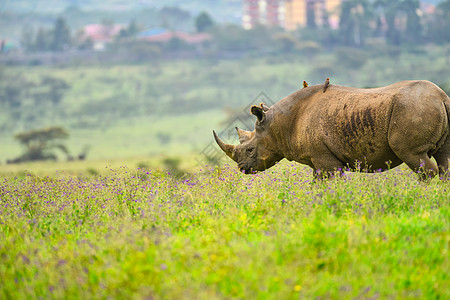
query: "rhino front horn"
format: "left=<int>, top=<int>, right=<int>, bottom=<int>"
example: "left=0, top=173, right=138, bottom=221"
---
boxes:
left=213, top=130, right=235, bottom=160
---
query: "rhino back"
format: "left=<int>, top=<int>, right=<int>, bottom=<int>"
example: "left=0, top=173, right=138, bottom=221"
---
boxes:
left=268, top=80, right=449, bottom=170
left=317, top=88, right=396, bottom=167
left=277, top=82, right=423, bottom=169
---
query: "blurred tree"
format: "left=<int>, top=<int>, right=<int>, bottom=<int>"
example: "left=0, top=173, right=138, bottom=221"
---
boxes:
left=374, top=0, right=416, bottom=45
left=273, top=33, right=299, bottom=53
left=247, top=25, right=272, bottom=50
left=212, top=24, right=274, bottom=52
left=50, top=17, right=71, bottom=51
left=0, top=71, right=28, bottom=109
left=21, top=25, right=35, bottom=52
left=400, top=0, right=422, bottom=43
left=160, top=6, right=191, bottom=30
left=297, top=40, right=322, bottom=60
left=0, top=82, right=23, bottom=108
left=306, top=0, right=317, bottom=29
left=339, top=0, right=372, bottom=47
left=335, top=46, right=368, bottom=69
left=212, top=24, right=250, bottom=51
left=166, top=37, right=189, bottom=51
left=427, top=0, right=450, bottom=43
left=122, top=41, right=162, bottom=62
left=118, top=20, right=140, bottom=39
left=9, top=126, right=70, bottom=163
left=195, top=12, right=214, bottom=32
left=41, top=77, right=70, bottom=105
left=34, top=28, right=52, bottom=51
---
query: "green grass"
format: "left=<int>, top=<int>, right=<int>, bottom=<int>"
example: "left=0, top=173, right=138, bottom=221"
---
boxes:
left=0, top=163, right=448, bottom=299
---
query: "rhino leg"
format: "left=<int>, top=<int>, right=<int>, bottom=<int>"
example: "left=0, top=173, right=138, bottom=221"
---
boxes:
left=389, top=137, right=440, bottom=180
left=388, top=97, right=446, bottom=180
left=408, top=155, right=439, bottom=181
left=311, top=154, right=345, bottom=180
left=433, top=137, right=450, bottom=179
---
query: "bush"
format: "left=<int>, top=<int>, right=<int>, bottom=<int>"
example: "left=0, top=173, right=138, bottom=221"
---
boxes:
left=334, top=47, right=368, bottom=70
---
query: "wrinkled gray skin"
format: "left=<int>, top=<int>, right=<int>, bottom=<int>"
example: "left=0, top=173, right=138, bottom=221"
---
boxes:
left=213, top=80, right=450, bottom=180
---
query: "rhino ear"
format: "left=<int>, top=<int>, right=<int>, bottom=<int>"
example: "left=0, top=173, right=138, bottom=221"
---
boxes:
left=235, top=127, right=252, bottom=144
left=260, top=103, right=269, bottom=112
left=251, top=105, right=265, bottom=123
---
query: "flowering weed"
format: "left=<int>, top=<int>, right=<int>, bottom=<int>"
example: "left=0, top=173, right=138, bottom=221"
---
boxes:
left=0, top=164, right=449, bottom=299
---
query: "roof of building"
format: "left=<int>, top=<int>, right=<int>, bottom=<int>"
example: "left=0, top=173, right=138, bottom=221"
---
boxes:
left=83, top=24, right=124, bottom=42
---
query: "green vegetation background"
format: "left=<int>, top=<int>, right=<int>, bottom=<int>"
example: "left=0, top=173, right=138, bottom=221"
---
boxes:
left=1, top=46, right=449, bottom=168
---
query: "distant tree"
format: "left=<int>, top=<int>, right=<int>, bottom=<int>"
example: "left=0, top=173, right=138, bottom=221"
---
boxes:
left=306, top=0, right=317, bottom=29
left=166, top=37, right=188, bottom=51
left=212, top=24, right=250, bottom=51
left=297, top=41, right=322, bottom=60
left=9, top=126, right=70, bottom=163
left=334, top=46, right=368, bottom=69
left=400, top=0, right=422, bottom=43
left=374, top=0, right=409, bottom=45
left=125, top=41, right=162, bottom=61
left=21, top=25, right=35, bottom=52
left=50, top=17, right=71, bottom=51
left=339, top=1, right=356, bottom=45
left=118, top=20, right=140, bottom=39
left=41, top=77, right=70, bottom=105
left=34, top=28, right=52, bottom=51
left=160, top=6, right=191, bottom=30
left=273, top=33, right=299, bottom=52
left=1, top=83, right=23, bottom=108
left=0, top=72, right=27, bottom=109
left=427, top=0, right=450, bottom=43
left=339, top=0, right=372, bottom=47
left=195, top=12, right=214, bottom=32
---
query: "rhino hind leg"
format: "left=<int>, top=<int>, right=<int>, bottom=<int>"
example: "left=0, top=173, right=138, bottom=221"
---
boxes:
left=403, top=154, right=439, bottom=181
left=433, top=136, right=450, bottom=179
left=388, top=132, right=440, bottom=180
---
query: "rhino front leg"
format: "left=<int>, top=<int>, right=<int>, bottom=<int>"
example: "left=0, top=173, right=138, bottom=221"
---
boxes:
left=311, top=155, right=345, bottom=180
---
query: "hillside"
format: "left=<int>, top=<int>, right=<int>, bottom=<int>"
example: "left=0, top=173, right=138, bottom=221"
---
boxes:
left=0, top=47, right=449, bottom=164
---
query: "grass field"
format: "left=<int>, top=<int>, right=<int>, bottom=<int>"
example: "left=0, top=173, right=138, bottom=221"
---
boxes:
left=1, top=48, right=449, bottom=298
left=1, top=162, right=449, bottom=299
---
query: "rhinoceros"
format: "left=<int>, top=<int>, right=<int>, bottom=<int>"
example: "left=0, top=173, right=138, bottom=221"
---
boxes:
left=213, top=80, right=450, bottom=180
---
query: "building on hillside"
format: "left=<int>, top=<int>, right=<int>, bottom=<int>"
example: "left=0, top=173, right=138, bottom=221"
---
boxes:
left=81, top=24, right=124, bottom=51
left=284, top=0, right=342, bottom=30
left=243, top=0, right=342, bottom=30
left=242, top=0, right=285, bottom=29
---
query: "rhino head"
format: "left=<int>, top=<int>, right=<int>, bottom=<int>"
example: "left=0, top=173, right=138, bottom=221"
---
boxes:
left=213, top=103, right=283, bottom=174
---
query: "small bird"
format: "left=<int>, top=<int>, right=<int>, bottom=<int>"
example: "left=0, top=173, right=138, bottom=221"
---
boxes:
left=303, top=80, right=308, bottom=88
left=323, top=78, right=330, bottom=93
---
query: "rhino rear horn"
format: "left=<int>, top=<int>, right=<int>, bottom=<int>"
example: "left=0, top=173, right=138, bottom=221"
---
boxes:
left=213, top=130, right=236, bottom=160
left=235, top=127, right=252, bottom=144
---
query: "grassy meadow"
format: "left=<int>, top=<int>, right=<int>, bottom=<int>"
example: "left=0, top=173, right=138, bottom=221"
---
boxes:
left=0, top=163, right=449, bottom=299
left=1, top=46, right=449, bottom=162
left=1, top=46, right=450, bottom=299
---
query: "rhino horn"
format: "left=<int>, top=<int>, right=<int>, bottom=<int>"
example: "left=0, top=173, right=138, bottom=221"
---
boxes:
left=235, top=127, right=252, bottom=144
left=213, top=130, right=235, bottom=160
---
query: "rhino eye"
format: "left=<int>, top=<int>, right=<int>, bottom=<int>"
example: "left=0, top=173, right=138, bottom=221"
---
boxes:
left=246, top=147, right=255, bottom=155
